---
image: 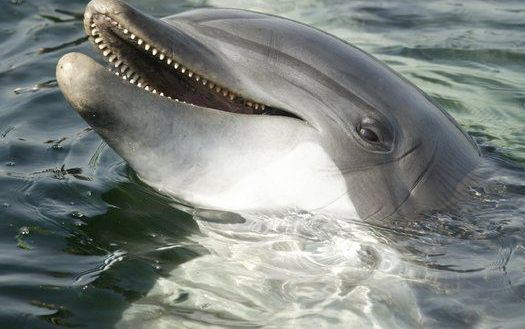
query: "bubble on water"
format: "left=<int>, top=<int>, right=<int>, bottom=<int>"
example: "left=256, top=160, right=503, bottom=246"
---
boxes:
left=70, top=211, right=85, bottom=219
left=73, top=219, right=84, bottom=227
left=18, top=226, right=30, bottom=235
left=16, top=226, right=31, bottom=250
left=153, top=264, right=162, bottom=271
left=70, top=212, right=86, bottom=227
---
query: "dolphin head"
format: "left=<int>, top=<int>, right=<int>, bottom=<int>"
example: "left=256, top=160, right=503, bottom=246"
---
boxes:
left=57, top=0, right=480, bottom=220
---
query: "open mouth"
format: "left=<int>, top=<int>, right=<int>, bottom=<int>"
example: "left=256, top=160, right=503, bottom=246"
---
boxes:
left=87, top=13, right=301, bottom=119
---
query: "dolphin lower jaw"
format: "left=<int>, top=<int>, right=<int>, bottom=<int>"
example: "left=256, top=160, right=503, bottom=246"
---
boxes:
left=85, top=7, right=302, bottom=120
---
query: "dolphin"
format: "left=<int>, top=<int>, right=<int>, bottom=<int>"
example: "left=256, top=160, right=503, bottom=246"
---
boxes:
left=56, top=0, right=480, bottom=221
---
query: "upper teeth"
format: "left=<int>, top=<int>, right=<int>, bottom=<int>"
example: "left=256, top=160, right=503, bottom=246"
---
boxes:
left=88, top=17, right=267, bottom=110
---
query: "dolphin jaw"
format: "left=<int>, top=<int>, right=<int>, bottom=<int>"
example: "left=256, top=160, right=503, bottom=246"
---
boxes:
left=87, top=15, right=245, bottom=104
left=84, top=9, right=303, bottom=120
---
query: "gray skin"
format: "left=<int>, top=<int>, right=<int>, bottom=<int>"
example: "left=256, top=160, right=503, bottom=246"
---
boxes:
left=56, top=0, right=480, bottom=222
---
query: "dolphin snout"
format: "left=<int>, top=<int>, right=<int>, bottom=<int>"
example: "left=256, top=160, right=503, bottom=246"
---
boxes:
left=85, top=0, right=128, bottom=18
left=56, top=52, right=116, bottom=119
left=57, top=53, right=93, bottom=116
left=56, top=52, right=84, bottom=85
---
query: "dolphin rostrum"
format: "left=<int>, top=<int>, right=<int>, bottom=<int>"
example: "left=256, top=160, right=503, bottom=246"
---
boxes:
left=56, top=0, right=480, bottom=221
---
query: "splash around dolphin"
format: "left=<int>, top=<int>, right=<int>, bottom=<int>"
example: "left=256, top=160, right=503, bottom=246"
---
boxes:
left=56, top=0, right=480, bottom=221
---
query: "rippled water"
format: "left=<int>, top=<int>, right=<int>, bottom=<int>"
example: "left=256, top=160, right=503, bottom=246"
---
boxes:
left=1, top=0, right=524, bottom=328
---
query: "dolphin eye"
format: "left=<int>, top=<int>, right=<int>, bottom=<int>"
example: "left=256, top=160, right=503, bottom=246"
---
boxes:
left=354, top=119, right=393, bottom=152
left=358, top=127, right=379, bottom=143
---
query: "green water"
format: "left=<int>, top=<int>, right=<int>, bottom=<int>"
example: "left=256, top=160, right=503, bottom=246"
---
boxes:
left=1, top=0, right=524, bottom=328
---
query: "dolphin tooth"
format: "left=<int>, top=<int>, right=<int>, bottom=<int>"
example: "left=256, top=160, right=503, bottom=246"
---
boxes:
left=120, top=65, right=128, bottom=73
left=261, top=104, right=266, bottom=110
left=111, top=20, right=118, bottom=26
left=115, top=72, right=120, bottom=76
left=166, top=58, right=172, bottom=65
left=215, top=86, right=221, bottom=93
left=187, top=71, right=193, bottom=77
left=130, top=34, right=136, bottom=40
left=90, top=23, right=96, bottom=28
left=174, top=63, right=179, bottom=69
left=222, top=90, right=228, bottom=97
left=246, top=101, right=253, bottom=107
left=195, top=75, right=200, bottom=81
left=137, top=82, right=142, bottom=87
left=94, top=37, right=103, bottom=44
left=103, top=49, right=111, bottom=57
left=130, top=77, right=137, bottom=84
left=123, top=29, right=129, bottom=34
left=145, top=44, right=151, bottom=51
left=152, top=49, right=158, bottom=56
left=254, top=104, right=260, bottom=110
left=122, top=75, right=127, bottom=80
left=98, top=44, right=107, bottom=50
left=117, top=24, right=123, bottom=29
left=181, top=67, right=186, bottom=73
left=114, top=60, right=122, bottom=68
left=91, top=29, right=99, bottom=36
left=229, top=93, right=235, bottom=101
left=145, top=86, right=150, bottom=91
left=159, top=54, right=165, bottom=60
left=160, top=92, right=164, bottom=96
left=208, top=82, right=215, bottom=89
left=126, top=70, right=134, bottom=78
left=202, top=79, right=207, bottom=85
left=152, top=89, right=157, bottom=94
left=137, top=39, right=143, bottom=45
left=109, top=54, right=117, bottom=62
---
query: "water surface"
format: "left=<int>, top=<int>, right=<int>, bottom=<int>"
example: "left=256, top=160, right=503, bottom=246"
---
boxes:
left=1, top=0, right=524, bottom=328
